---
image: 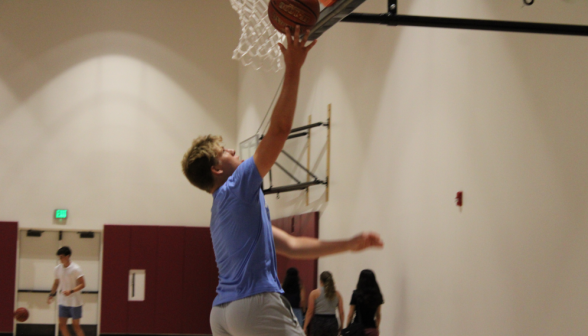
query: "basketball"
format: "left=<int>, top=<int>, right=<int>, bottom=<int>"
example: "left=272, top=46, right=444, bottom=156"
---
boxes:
left=14, top=307, right=29, bottom=322
left=268, top=0, right=320, bottom=35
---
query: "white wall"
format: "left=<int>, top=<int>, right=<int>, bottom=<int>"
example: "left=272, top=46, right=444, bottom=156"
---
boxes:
left=237, top=1, right=588, bottom=335
left=0, top=0, right=240, bottom=230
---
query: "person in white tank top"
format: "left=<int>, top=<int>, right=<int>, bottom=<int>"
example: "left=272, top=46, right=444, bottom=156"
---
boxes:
left=47, top=246, right=86, bottom=336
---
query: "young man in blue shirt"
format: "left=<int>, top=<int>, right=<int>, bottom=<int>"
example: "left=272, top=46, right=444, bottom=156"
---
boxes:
left=182, top=26, right=383, bottom=336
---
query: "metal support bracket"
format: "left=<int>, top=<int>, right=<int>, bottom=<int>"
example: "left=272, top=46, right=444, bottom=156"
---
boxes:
left=388, top=0, right=397, bottom=16
left=263, top=105, right=331, bottom=199
left=342, top=0, right=588, bottom=37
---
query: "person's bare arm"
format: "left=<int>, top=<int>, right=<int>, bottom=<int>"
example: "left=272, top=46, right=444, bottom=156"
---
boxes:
left=253, top=26, right=317, bottom=178
left=337, top=291, right=345, bottom=330
left=300, top=285, right=307, bottom=313
left=273, top=226, right=383, bottom=259
left=47, top=279, right=59, bottom=304
left=64, top=276, right=85, bottom=296
left=303, top=289, right=318, bottom=334
left=375, top=305, right=382, bottom=329
left=346, top=305, right=356, bottom=328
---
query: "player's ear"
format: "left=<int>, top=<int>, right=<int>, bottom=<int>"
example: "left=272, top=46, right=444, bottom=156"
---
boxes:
left=211, top=165, right=223, bottom=176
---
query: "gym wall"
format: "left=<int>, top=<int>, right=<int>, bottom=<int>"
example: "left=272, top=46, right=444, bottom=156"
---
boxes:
left=236, top=1, right=588, bottom=336
left=1, top=2, right=239, bottom=335
left=0, top=0, right=240, bottom=231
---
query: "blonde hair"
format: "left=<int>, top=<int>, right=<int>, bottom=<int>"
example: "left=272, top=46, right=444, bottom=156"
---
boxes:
left=181, top=135, right=223, bottom=193
left=320, top=271, right=336, bottom=300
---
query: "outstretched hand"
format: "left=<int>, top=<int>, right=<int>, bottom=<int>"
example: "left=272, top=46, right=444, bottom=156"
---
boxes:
left=349, top=232, right=384, bottom=252
left=278, top=25, right=317, bottom=70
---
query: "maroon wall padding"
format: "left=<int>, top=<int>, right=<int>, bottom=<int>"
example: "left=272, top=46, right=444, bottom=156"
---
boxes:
left=182, top=227, right=216, bottom=335
left=296, top=212, right=319, bottom=292
left=154, top=227, right=185, bottom=334
left=0, top=222, right=18, bottom=333
left=100, top=225, right=216, bottom=335
left=101, top=225, right=131, bottom=333
left=273, top=217, right=291, bottom=279
left=273, top=212, right=319, bottom=294
left=127, top=226, right=158, bottom=334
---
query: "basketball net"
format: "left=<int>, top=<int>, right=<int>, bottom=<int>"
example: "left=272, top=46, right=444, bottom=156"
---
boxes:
left=230, top=0, right=286, bottom=72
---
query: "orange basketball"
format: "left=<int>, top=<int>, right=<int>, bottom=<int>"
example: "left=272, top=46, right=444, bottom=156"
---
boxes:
left=319, top=0, right=337, bottom=6
left=268, top=0, right=320, bottom=35
left=14, top=307, right=29, bottom=322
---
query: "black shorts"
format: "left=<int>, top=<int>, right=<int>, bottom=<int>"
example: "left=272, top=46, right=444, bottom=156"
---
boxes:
left=309, top=314, right=338, bottom=336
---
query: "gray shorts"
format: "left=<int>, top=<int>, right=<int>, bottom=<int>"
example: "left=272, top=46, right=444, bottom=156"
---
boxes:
left=210, top=292, right=305, bottom=336
left=58, top=305, right=82, bottom=320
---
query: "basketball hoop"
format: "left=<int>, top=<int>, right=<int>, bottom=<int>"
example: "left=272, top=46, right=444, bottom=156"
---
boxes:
left=230, top=0, right=286, bottom=72
left=231, top=0, right=368, bottom=71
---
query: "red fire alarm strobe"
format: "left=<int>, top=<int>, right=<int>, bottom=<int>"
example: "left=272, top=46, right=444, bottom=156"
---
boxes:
left=455, top=191, right=463, bottom=207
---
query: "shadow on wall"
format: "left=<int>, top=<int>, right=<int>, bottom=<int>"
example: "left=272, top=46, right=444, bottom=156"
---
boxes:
left=0, top=31, right=233, bottom=128
left=0, top=0, right=239, bottom=125
left=318, top=25, right=401, bottom=151
left=290, top=19, right=403, bottom=218
left=0, top=32, right=231, bottom=209
left=0, top=1, right=241, bottom=226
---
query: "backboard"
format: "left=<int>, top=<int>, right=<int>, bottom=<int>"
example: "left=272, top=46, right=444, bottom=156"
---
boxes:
left=310, top=0, right=366, bottom=40
left=239, top=135, right=260, bottom=161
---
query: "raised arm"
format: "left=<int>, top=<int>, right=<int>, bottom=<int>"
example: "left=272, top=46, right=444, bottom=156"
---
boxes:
left=253, top=26, right=317, bottom=178
left=273, top=226, right=383, bottom=259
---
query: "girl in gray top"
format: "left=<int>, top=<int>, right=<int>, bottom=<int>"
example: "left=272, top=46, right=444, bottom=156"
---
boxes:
left=304, top=271, right=345, bottom=336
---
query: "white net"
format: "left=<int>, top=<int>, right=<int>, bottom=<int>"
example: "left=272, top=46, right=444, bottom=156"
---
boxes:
left=230, top=0, right=286, bottom=72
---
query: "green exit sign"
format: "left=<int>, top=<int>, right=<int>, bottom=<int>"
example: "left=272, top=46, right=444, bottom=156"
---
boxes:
left=55, top=209, right=68, bottom=219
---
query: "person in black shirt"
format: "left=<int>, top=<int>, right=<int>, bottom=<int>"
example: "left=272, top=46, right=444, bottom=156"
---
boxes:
left=346, top=270, right=384, bottom=336
left=282, top=267, right=307, bottom=326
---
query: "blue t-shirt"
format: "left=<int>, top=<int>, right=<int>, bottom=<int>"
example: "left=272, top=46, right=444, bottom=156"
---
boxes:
left=210, top=157, right=283, bottom=306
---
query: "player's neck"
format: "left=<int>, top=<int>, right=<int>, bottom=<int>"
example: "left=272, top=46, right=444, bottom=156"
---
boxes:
left=62, top=260, right=71, bottom=268
left=210, top=175, right=229, bottom=194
